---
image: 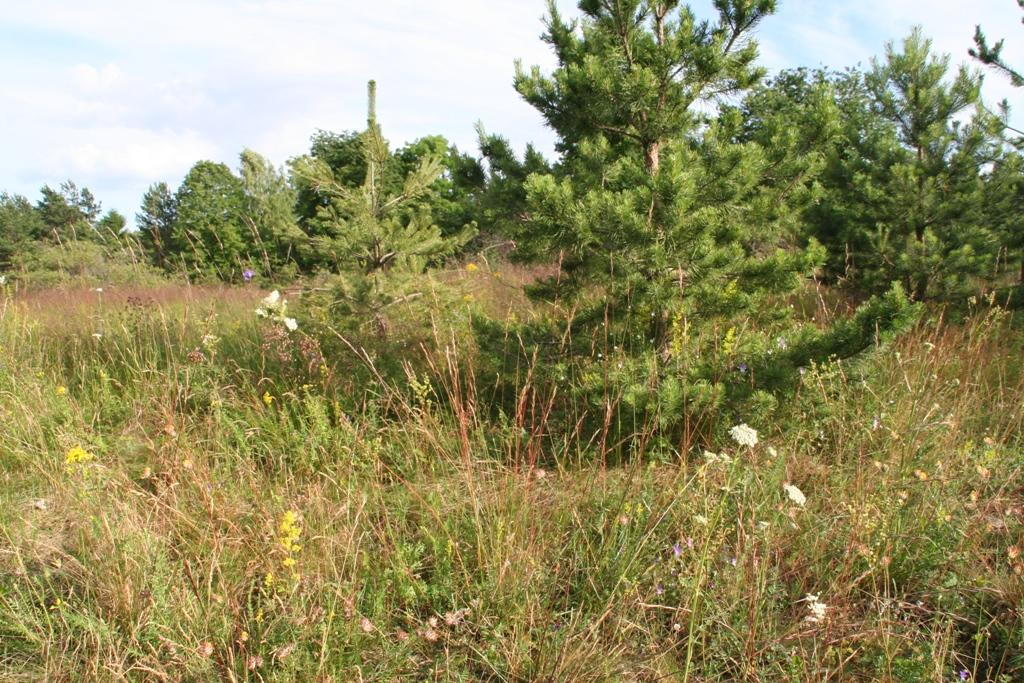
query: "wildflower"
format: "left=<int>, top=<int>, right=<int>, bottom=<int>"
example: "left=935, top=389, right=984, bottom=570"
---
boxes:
left=65, top=445, right=95, bottom=466
left=803, top=593, right=827, bottom=623
left=914, top=469, right=929, bottom=482
left=55, top=386, right=67, bottom=396
left=0, top=274, right=7, bottom=285
left=279, top=511, right=302, bottom=552
left=655, top=584, right=665, bottom=596
left=798, top=366, right=807, bottom=376
left=444, top=608, right=470, bottom=627
left=243, top=268, right=255, bottom=282
left=263, top=391, right=274, bottom=407
left=783, top=483, right=807, bottom=507
left=465, top=263, right=479, bottom=272
left=776, top=337, right=788, bottom=350
left=958, top=669, right=970, bottom=681
left=672, top=542, right=683, bottom=558
left=273, top=642, right=297, bottom=660
left=283, top=317, right=298, bottom=332
left=1009, top=546, right=1021, bottom=561
left=360, top=617, right=375, bottom=633
left=872, top=415, right=882, bottom=431
left=197, top=642, right=214, bottom=658
left=729, top=423, right=759, bottom=448
left=737, top=362, right=748, bottom=374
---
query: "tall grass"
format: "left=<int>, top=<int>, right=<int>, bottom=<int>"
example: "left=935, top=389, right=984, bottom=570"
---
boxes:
left=0, top=281, right=1021, bottom=681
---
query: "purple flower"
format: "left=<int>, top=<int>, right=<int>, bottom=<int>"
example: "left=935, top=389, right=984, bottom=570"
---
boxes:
left=958, top=670, right=969, bottom=681
left=672, top=542, right=683, bottom=558
left=655, top=584, right=665, bottom=596
left=242, top=269, right=255, bottom=282
left=737, top=363, right=748, bottom=374
left=776, top=337, right=788, bottom=350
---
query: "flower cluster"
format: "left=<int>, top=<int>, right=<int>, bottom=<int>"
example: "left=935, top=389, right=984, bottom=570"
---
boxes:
left=255, top=291, right=298, bottom=332
left=803, top=593, right=827, bottom=623
left=64, top=445, right=95, bottom=466
left=278, top=510, right=303, bottom=579
left=729, top=423, right=759, bottom=448
left=783, top=482, right=807, bottom=507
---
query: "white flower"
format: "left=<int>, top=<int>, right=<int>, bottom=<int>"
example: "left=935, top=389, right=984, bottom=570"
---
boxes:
left=783, top=483, right=806, bottom=507
left=263, top=290, right=281, bottom=307
left=803, top=593, right=827, bottom=623
left=729, top=423, right=759, bottom=448
left=92, top=333, right=103, bottom=340
left=703, top=450, right=732, bottom=466
left=94, top=287, right=103, bottom=294
left=0, top=274, right=7, bottom=285
left=283, top=317, right=298, bottom=332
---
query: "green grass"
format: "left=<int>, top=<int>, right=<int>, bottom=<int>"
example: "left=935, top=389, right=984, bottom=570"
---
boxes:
left=0, top=282, right=1021, bottom=681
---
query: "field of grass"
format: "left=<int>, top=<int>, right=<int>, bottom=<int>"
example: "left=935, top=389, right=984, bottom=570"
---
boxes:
left=0, top=279, right=1022, bottom=681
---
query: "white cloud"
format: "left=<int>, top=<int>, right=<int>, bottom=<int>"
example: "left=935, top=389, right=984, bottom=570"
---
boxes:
left=51, top=127, right=220, bottom=180
left=70, top=63, right=124, bottom=93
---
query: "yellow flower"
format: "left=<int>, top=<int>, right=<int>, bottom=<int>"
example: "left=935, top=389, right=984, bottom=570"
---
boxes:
left=278, top=511, right=302, bottom=552
left=465, top=263, right=479, bottom=272
left=263, top=391, right=275, bottom=407
left=55, top=386, right=67, bottom=396
left=64, top=446, right=95, bottom=466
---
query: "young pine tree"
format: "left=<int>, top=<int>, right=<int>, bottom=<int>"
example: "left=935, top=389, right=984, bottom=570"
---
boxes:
left=489, top=0, right=917, bottom=444
left=291, top=81, right=475, bottom=336
left=862, top=29, right=1000, bottom=300
left=136, top=182, right=177, bottom=270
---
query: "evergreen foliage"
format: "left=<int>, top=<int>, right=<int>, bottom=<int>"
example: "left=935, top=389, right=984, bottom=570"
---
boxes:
left=136, top=182, right=177, bottom=269
left=291, top=82, right=475, bottom=338
left=971, top=0, right=1024, bottom=87
left=488, top=0, right=918, bottom=440
left=170, top=160, right=248, bottom=280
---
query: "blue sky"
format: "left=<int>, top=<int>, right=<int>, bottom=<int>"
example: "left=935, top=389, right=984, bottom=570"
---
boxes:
left=2, top=0, right=1023, bottom=223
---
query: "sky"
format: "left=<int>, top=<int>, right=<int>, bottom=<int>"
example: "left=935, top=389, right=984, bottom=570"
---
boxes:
left=2, top=0, right=1023, bottom=224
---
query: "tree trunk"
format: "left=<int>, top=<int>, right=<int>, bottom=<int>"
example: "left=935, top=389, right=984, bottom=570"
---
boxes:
left=645, top=141, right=660, bottom=176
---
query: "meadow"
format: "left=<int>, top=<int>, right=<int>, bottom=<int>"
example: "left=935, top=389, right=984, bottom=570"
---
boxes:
left=0, top=271, right=1021, bottom=682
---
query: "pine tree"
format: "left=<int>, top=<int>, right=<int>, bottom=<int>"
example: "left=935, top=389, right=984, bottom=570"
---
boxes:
left=971, top=1, right=1024, bottom=87
left=490, top=0, right=917, bottom=441
left=291, top=81, right=475, bottom=334
left=783, top=31, right=1003, bottom=301
left=136, top=182, right=177, bottom=269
